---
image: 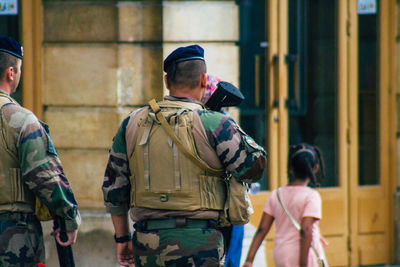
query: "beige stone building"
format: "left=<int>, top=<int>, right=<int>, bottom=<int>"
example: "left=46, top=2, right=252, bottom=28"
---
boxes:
left=1, top=0, right=400, bottom=266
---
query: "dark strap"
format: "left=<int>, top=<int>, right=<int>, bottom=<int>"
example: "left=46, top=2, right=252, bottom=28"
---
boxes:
left=148, top=99, right=224, bottom=175
left=135, top=218, right=216, bottom=231
left=0, top=212, right=37, bottom=222
left=0, top=92, right=18, bottom=105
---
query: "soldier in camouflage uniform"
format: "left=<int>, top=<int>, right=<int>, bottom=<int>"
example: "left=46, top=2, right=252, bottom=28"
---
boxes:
left=102, top=44, right=266, bottom=267
left=0, top=36, right=81, bottom=266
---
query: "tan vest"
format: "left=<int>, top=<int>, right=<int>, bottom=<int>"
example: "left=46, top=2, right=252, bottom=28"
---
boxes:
left=0, top=93, right=35, bottom=213
left=129, top=100, right=226, bottom=211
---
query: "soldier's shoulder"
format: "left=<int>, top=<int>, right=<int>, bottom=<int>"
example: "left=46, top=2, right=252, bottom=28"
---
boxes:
left=1, top=103, right=39, bottom=127
left=127, top=107, right=148, bottom=119
left=195, top=109, right=237, bottom=130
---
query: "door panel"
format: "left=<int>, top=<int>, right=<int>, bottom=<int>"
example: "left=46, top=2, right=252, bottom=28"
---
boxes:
left=358, top=191, right=386, bottom=234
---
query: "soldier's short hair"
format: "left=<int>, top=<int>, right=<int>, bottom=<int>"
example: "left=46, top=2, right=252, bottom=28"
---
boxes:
left=167, top=60, right=206, bottom=89
left=0, top=51, right=18, bottom=79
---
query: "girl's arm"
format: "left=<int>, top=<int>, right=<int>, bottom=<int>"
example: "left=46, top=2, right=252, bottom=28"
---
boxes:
left=299, top=216, right=317, bottom=267
left=243, top=212, right=274, bottom=267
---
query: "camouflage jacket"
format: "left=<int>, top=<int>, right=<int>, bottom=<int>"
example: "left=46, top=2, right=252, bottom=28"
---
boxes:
left=0, top=90, right=81, bottom=231
left=102, top=96, right=266, bottom=220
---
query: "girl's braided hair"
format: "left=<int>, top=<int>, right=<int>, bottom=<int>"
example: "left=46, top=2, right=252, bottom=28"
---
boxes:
left=288, top=143, right=326, bottom=186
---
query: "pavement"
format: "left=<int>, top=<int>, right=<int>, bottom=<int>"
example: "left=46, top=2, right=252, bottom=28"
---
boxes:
left=241, top=223, right=267, bottom=266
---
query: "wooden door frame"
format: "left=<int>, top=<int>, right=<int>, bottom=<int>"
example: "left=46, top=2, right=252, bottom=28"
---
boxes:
left=262, top=0, right=397, bottom=266
left=21, top=0, right=43, bottom=119
left=381, top=0, right=397, bottom=262
left=348, top=0, right=396, bottom=265
left=267, top=0, right=279, bottom=190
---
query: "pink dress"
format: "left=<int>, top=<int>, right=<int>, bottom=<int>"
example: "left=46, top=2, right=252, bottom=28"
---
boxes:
left=264, top=185, right=326, bottom=267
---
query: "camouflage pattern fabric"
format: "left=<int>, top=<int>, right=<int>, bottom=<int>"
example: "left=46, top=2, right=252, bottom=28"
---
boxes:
left=195, top=109, right=265, bottom=181
left=0, top=92, right=80, bottom=264
left=0, top=99, right=80, bottom=230
left=102, top=97, right=266, bottom=215
left=133, top=228, right=224, bottom=267
left=0, top=217, right=45, bottom=266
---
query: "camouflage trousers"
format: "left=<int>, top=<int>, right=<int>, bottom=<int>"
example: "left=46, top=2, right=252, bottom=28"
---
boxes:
left=0, top=214, right=45, bottom=267
left=133, top=227, right=224, bottom=267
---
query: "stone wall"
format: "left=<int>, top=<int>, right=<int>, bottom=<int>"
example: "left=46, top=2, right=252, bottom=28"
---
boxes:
left=41, top=0, right=239, bottom=265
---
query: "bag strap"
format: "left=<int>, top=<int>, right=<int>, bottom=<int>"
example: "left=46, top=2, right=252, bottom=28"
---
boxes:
left=148, top=99, right=224, bottom=176
left=276, top=188, right=324, bottom=263
left=0, top=92, right=19, bottom=107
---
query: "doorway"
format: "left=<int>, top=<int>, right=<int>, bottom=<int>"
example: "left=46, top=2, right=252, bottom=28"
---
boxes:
left=242, top=0, right=396, bottom=266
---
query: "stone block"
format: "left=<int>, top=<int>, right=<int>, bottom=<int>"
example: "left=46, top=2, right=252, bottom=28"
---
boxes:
left=118, top=1, right=163, bottom=41
left=42, top=211, right=127, bottom=266
left=43, top=45, right=118, bottom=106
left=163, top=43, right=239, bottom=86
left=226, top=106, right=240, bottom=124
left=43, top=3, right=117, bottom=42
left=118, top=44, right=164, bottom=105
left=163, top=1, right=239, bottom=42
left=58, top=149, right=110, bottom=209
left=43, top=107, right=120, bottom=149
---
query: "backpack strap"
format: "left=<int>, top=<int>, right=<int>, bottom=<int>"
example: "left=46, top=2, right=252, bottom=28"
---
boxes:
left=0, top=92, right=19, bottom=108
left=148, top=99, right=224, bottom=176
left=138, top=118, right=153, bottom=190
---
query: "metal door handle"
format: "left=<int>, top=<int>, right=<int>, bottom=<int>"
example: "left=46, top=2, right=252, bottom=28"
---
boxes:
left=272, top=54, right=279, bottom=108
left=254, top=54, right=261, bottom=107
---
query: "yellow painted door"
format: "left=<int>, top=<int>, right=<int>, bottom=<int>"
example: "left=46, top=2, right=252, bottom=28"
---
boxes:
left=347, top=0, right=395, bottom=265
left=248, top=0, right=395, bottom=266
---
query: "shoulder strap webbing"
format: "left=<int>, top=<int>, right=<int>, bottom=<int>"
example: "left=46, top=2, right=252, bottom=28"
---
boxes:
left=148, top=99, right=224, bottom=176
left=0, top=92, right=18, bottom=107
left=276, top=188, right=325, bottom=264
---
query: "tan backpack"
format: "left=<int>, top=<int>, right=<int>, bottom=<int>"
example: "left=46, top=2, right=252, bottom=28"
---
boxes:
left=129, top=99, right=252, bottom=225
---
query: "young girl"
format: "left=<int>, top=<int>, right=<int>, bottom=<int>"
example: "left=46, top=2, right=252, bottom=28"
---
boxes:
left=243, top=143, right=328, bottom=267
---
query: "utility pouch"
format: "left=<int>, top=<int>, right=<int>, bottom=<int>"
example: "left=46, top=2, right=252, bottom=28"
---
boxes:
left=223, top=175, right=253, bottom=225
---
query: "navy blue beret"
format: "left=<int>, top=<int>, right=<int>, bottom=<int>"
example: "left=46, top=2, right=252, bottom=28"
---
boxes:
left=0, top=36, right=23, bottom=59
left=163, top=44, right=204, bottom=73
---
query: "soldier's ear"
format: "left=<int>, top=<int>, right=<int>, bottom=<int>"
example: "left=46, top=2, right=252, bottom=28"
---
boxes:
left=200, top=73, right=207, bottom=89
left=164, top=74, right=170, bottom=90
left=4, top=67, right=14, bottom=81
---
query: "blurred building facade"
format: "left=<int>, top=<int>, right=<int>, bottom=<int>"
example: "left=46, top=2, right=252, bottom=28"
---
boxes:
left=0, top=0, right=399, bottom=266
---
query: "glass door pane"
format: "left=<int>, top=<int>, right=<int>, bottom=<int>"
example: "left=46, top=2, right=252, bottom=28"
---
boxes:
left=239, top=0, right=268, bottom=189
left=288, top=0, right=338, bottom=187
left=358, top=0, right=379, bottom=185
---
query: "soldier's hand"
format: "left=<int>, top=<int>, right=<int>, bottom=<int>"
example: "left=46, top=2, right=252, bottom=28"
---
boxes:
left=52, top=229, right=78, bottom=246
left=242, top=261, right=253, bottom=267
left=117, top=241, right=134, bottom=267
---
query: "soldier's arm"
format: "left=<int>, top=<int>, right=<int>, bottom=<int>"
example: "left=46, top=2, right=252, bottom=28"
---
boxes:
left=102, top=116, right=131, bottom=215
left=4, top=104, right=81, bottom=231
left=197, top=110, right=267, bottom=183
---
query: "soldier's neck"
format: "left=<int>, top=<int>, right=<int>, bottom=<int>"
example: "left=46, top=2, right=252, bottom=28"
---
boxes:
left=0, top=82, right=11, bottom=95
left=169, top=87, right=203, bottom=102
